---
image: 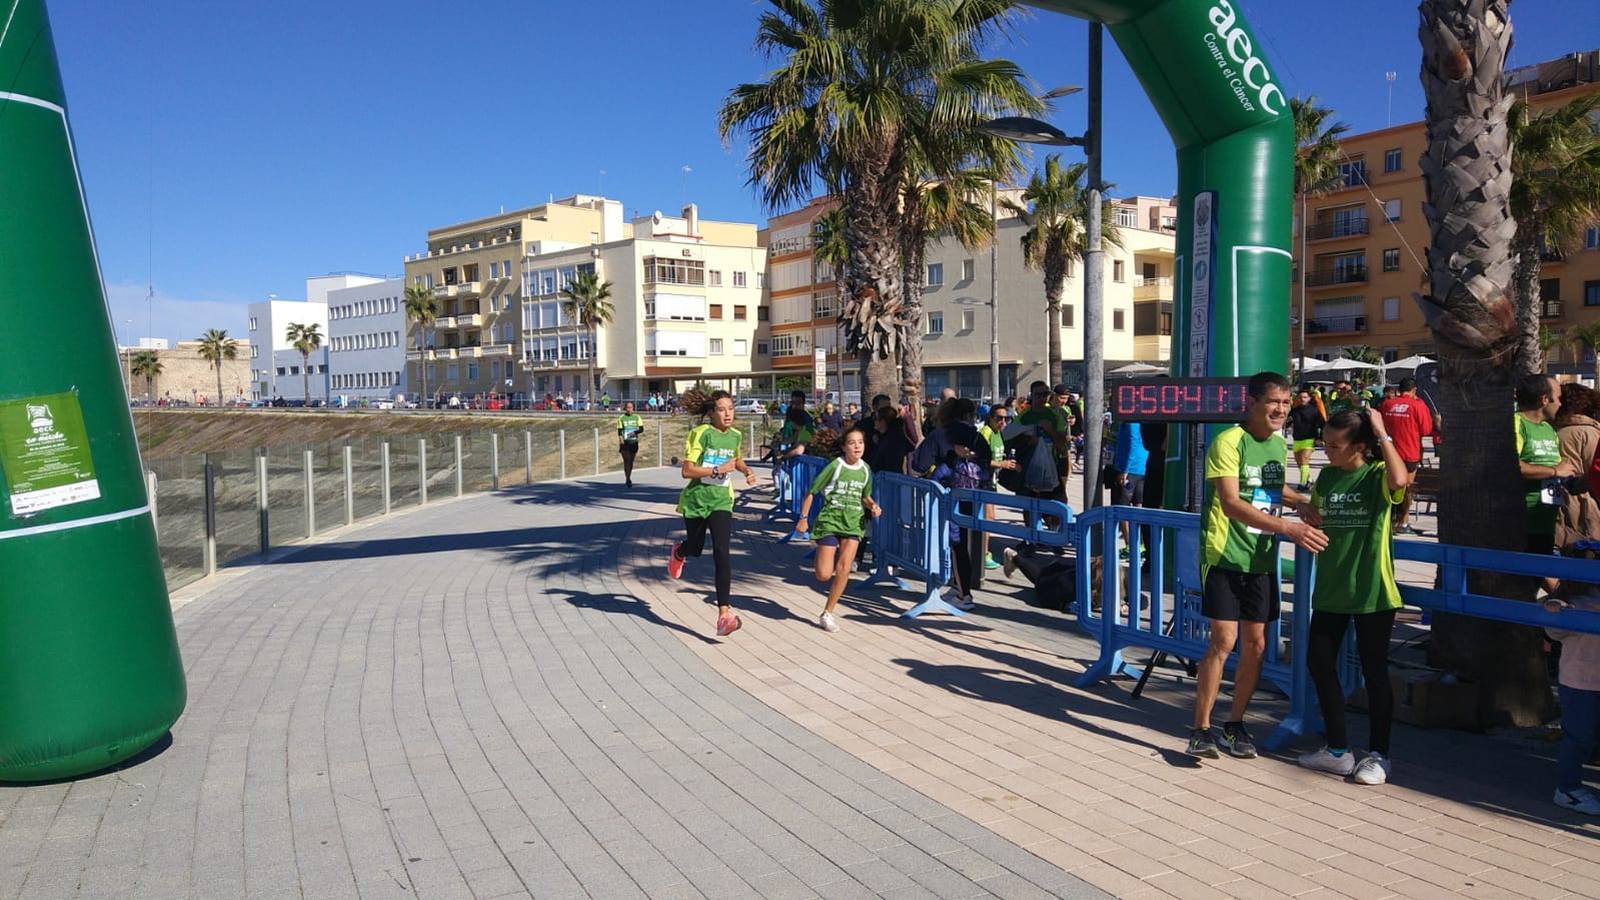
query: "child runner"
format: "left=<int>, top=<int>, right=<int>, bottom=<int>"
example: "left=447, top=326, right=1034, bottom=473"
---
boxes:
left=668, top=391, right=759, bottom=637
left=616, top=401, right=644, bottom=488
left=1287, top=388, right=1325, bottom=491
left=1297, top=408, right=1409, bottom=785
left=795, top=428, right=880, bottom=633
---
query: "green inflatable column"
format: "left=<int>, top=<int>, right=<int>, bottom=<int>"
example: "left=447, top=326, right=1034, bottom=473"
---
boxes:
left=0, top=0, right=186, bottom=781
left=1028, top=0, right=1294, bottom=506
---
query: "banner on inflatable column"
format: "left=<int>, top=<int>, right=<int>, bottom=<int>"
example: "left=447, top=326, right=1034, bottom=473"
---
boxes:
left=0, top=0, right=186, bottom=783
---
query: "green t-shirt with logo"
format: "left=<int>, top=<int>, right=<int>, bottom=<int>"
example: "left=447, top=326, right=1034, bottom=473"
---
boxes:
left=978, top=424, right=1006, bottom=462
left=1203, top=425, right=1289, bottom=574
left=807, top=457, right=874, bottom=539
left=1018, top=406, right=1071, bottom=460
left=1326, top=394, right=1356, bottom=417
left=1516, top=413, right=1560, bottom=535
left=1311, top=461, right=1405, bottom=614
left=617, top=413, right=644, bottom=444
left=678, top=424, right=743, bottom=518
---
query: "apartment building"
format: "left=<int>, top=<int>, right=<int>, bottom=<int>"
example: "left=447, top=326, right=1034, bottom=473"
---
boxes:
left=245, top=294, right=329, bottom=402
left=402, top=195, right=626, bottom=401
left=918, top=195, right=1178, bottom=396
left=763, top=196, right=857, bottom=396
left=325, top=275, right=406, bottom=404
left=1296, top=50, right=1600, bottom=366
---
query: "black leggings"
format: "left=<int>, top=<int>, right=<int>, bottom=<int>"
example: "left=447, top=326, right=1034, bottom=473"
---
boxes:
left=951, top=500, right=975, bottom=595
left=620, top=443, right=638, bottom=479
left=681, top=510, right=732, bottom=608
left=1308, top=608, right=1397, bottom=754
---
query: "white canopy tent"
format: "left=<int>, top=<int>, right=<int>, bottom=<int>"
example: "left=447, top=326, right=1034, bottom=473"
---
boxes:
left=1385, top=354, right=1434, bottom=371
left=1110, top=362, right=1166, bottom=375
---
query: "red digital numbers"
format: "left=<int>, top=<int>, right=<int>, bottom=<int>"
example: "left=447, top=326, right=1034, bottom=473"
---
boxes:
left=1112, top=378, right=1249, bottom=422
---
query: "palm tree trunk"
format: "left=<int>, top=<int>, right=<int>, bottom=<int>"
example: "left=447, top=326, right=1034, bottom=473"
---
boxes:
left=1513, top=239, right=1544, bottom=375
left=214, top=365, right=222, bottom=408
left=1045, top=253, right=1068, bottom=387
left=588, top=324, right=598, bottom=409
left=1419, top=0, right=1554, bottom=727
left=842, top=142, right=906, bottom=413
left=900, top=229, right=927, bottom=444
left=302, top=352, right=311, bottom=408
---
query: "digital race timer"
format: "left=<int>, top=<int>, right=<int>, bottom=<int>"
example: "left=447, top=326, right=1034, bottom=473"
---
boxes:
left=1111, top=377, right=1251, bottom=422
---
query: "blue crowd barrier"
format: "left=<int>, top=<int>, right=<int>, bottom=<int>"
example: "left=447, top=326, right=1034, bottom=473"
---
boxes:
left=773, top=455, right=831, bottom=544
left=948, top=489, right=1075, bottom=548
left=864, top=474, right=953, bottom=617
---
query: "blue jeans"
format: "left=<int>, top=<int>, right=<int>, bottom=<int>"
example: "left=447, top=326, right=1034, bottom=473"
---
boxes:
left=1558, top=685, right=1600, bottom=793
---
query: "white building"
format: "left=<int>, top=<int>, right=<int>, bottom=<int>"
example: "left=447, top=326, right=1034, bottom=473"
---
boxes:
left=325, top=275, right=406, bottom=405
left=246, top=289, right=330, bottom=403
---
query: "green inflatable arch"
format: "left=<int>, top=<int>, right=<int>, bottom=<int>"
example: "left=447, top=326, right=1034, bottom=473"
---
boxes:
left=0, top=0, right=186, bottom=782
left=1029, top=0, right=1294, bottom=502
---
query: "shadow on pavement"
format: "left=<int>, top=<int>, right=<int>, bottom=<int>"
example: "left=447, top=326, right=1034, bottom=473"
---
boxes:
left=546, top=588, right=718, bottom=645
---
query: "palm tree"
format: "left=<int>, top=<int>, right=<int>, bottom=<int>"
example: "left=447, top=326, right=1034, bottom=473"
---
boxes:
left=1002, top=155, right=1123, bottom=386
left=404, top=283, right=439, bottom=406
left=1291, top=96, right=1350, bottom=372
left=1508, top=93, right=1600, bottom=374
left=195, top=329, right=238, bottom=407
left=560, top=270, right=614, bottom=405
left=718, top=0, right=1040, bottom=406
left=286, top=322, right=324, bottom=407
left=128, top=350, right=163, bottom=401
left=1567, top=321, right=1600, bottom=387
left=1418, top=0, right=1549, bottom=726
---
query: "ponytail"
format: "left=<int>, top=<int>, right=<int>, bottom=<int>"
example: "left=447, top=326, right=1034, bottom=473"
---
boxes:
left=682, top=388, right=731, bottom=420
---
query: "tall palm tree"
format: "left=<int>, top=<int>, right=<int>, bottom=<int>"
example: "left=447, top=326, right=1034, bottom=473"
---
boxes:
left=195, top=329, right=238, bottom=407
left=1002, top=155, right=1123, bottom=386
left=1418, top=0, right=1549, bottom=726
left=404, top=283, right=439, bottom=406
left=1508, top=93, right=1600, bottom=374
left=1291, top=96, right=1351, bottom=372
left=718, top=0, right=1040, bottom=406
left=1567, top=321, right=1600, bottom=387
left=560, top=270, right=614, bottom=404
left=128, top=350, right=163, bottom=401
left=286, top=322, right=324, bottom=407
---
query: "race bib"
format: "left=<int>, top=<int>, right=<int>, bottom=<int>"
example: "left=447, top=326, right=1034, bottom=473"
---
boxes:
left=1245, top=485, right=1281, bottom=535
left=622, top=425, right=641, bottom=441
left=701, top=448, right=734, bottom=486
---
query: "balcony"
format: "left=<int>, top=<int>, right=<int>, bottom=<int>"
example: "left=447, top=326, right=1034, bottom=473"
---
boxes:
left=1305, top=218, right=1370, bottom=241
left=1541, top=246, right=1567, bottom=264
left=434, top=281, right=482, bottom=299
left=433, top=315, right=458, bottom=330
left=1306, top=315, right=1368, bottom=334
left=1133, top=276, right=1172, bottom=301
left=480, top=343, right=513, bottom=357
left=1542, top=299, right=1564, bottom=318
left=1306, top=265, right=1368, bottom=287
left=456, top=313, right=483, bottom=328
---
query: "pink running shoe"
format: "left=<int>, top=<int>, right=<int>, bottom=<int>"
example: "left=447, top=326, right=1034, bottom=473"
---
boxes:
left=716, top=610, right=742, bottom=637
left=668, top=542, right=685, bottom=580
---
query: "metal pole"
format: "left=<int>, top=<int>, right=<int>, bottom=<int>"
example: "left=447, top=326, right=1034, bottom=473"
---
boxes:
left=593, top=427, right=600, bottom=475
left=303, top=448, right=315, bottom=538
left=658, top=423, right=665, bottom=468
left=989, top=182, right=1000, bottom=402
left=748, top=422, right=756, bottom=458
left=343, top=444, right=354, bottom=526
left=256, top=451, right=269, bottom=555
left=418, top=438, right=428, bottom=504
left=146, top=470, right=159, bottom=534
left=490, top=431, right=500, bottom=490
left=1083, top=22, right=1105, bottom=512
left=524, top=429, right=534, bottom=483
left=202, top=453, right=217, bottom=577
left=454, top=434, right=464, bottom=497
left=560, top=430, right=567, bottom=480
left=1297, top=193, right=1309, bottom=379
left=381, top=440, right=392, bottom=514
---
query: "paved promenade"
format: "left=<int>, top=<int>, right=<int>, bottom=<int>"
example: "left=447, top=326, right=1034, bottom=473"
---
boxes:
left=1, top=465, right=1596, bottom=898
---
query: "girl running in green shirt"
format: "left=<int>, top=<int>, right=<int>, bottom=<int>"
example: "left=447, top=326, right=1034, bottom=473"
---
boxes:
left=796, top=428, right=881, bottom=633
left=1298, top=408, right=1410, bottom=785
left=668, top=391, right=759, bottom=637
left=616, top=401, right=644, bottom=488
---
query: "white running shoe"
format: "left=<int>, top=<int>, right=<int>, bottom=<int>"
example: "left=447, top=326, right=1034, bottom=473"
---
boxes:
left=1002, top=547, right=1019, bottom=579
left=954, top=594, right=977, bottom=611
left=1297, top=746, right=1356, bottom=777
left=819, top=612, right=840, bottom=633
left=1352, top=753, right=1390, bottom=785
left=1554, top=786, right=1600, bottom=816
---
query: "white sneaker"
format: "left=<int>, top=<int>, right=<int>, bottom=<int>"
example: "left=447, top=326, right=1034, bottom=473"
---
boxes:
left=819, top=612, right=840, bottom=633
left=1352, top=753, right=1390, bottom=785
left=1002, top=547, right=1019, bottom=579
left=1554, top=786, right=1600, bottom=816
left=954, top=594, right=977, bottom=611
left=1297, top=746, right=1356, bottom=777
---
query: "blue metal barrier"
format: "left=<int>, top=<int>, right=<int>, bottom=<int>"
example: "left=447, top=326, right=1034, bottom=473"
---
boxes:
left=948, top=489, right=1075, bottom=547
left=864, top=474, right=953, bottom=617
left=774, top=455, right=831, bottom=544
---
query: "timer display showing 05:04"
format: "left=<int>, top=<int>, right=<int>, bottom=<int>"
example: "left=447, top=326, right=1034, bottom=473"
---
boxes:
left=1112, top=377, right=1252, bottom=422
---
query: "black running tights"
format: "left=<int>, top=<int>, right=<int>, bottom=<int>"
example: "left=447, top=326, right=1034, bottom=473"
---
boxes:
left=681, top=510, right=733, bottom=608
left=1307, top=609, right=1397, bottom=754
left=620, top=443, right=638, bottom=480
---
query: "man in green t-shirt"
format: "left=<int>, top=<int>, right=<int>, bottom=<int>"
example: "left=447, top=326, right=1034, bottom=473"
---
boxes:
left=1515, top=373, right=1576, bottom=556
left=1188, top=371, right=1329, bottom=761
left=1325, top=381, right=1356, bottom=417
left=616, top=401, right=644, bottom=488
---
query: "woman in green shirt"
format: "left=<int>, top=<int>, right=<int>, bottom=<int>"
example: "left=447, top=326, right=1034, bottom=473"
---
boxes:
left=1298, top=408, right=1410, bottom=786
left=668, top=391, right=759, bottom=637
left=616, top=401, right=644, bottom=488
left=796, top=428, right=880, bottom=633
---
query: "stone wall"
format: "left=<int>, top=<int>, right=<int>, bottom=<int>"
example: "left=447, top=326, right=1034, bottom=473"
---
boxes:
left=122, top=341, right=255, bottom=405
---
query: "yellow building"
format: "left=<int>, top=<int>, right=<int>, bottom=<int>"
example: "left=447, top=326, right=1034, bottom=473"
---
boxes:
left=763, top=196, right=856, bottom=395
left=1295, top=51, right=1600, bottom=369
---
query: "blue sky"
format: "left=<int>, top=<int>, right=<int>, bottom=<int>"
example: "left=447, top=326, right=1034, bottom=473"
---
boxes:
left=47, top=0, right=1596, bottom=345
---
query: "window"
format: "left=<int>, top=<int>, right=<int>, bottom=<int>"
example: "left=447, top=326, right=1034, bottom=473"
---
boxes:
left=446, top=364, right=459, bottom=381
left=1064, top=259, right=1075, bottom=278
left=709, top=303, right=724, bottom=320
left=961, top=259, right=975, bottom=281
left=1586, top=280, right=1600, bottom=307
left=1382, top=297, right=1401, bottom=321
left=708, top=269, right=722, bottom=287
left=1114, top=206, right=1138, bottom=229
left=490, top=262, right=500, bottom=279
left=757, top=273, right=765, bottom=289
left=733, top=271, right=747, bottom=287
left=710, top=338, right=724, bottom=355
left=758, top=307, right=769, bottom=321
left=1383, top=348, right=1399, bottom=364
left=1383, top=248, right=1401, bottom=272
left=1383, top=148, right=1402, bottom=173
left=1062, top=305, right=1075, bottom=328
left=249, top=316, right=258, bottom=331
left=642, top=256, right=706, bottom=286
left=734, top=305, right=747, bottom=321
left=927, top=263, right=944, bottom=286
left=276, top=367, right=286, bottom=377
left=1113, top=260, right=1125, bottom=282
left=734, top=339, right=748, bottom=356
left=1586, top=226, right=1600, bottom=250
left=1113, top=309, right=1126, bottom=331
left=770, top=334, right=796, bottom=356
left=1338, top=158, right=1367, bottom=188
left=813, top=291, right=838, bottom=319
left=926, top=312, right=944, bottom=335
left=1377, top=199, right=1401, bottom=224
left=961, top=310, right=975, bottom=332
left=755, top=340, right=767, bottom=356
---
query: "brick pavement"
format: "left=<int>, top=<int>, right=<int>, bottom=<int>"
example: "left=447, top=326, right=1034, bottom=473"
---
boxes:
left=0, top=468, right=1096, bottom=899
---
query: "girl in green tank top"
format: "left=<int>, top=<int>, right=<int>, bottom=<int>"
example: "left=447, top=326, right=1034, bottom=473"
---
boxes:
left=668, top=391, right=759, bottom=637
left=796, top=428, right=880, bottom=633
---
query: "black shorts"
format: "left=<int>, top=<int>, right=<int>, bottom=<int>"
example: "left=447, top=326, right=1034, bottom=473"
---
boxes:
left=620, top=442, right=639, bottom=455
left=1201, top=567, right=1280, bottom=624
left=1110, top=473, right=1145, bottom=506
left=1404, top=459, right=1419, bottom=473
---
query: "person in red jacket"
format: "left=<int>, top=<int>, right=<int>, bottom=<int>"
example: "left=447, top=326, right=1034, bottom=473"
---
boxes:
left=1378, top=377, right=1435, bottom=535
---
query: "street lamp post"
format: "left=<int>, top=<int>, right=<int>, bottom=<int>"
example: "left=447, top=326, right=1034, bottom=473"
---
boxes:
left=989, top=184, right=1000, bottom=402
left=1082, top=23, right=1105, bottom=511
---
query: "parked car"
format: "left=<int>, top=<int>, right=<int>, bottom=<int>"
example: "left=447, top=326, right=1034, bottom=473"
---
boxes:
left=734, top=398, right=767, bottom=415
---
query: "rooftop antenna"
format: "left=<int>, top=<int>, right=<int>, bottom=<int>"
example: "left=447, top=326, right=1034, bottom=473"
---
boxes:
left=681, top=165, right=692, bottom=206
left=1385, top=71, right=1397, bottom=126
